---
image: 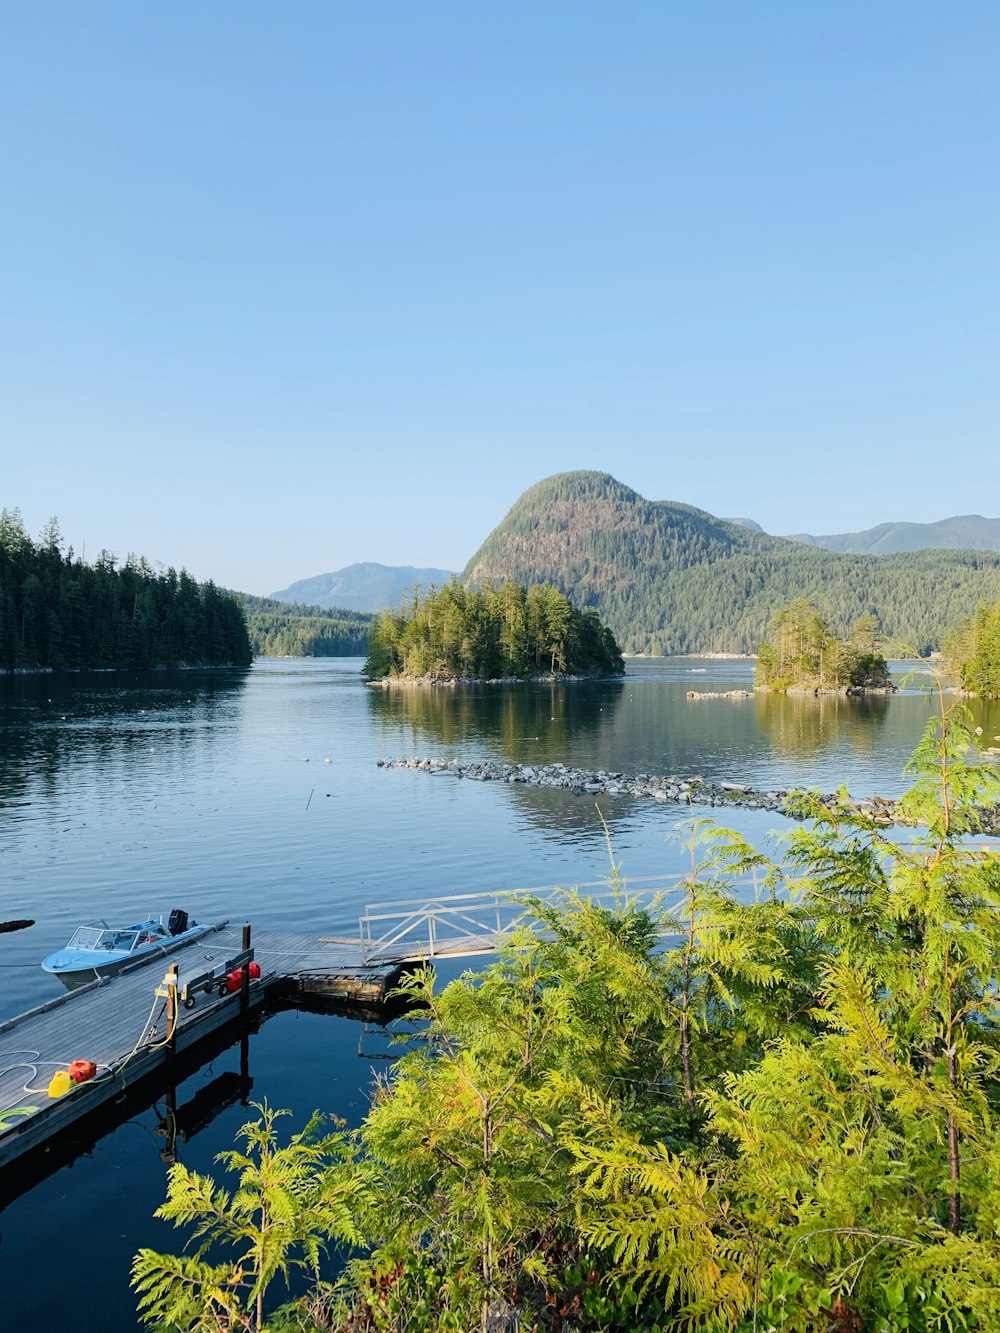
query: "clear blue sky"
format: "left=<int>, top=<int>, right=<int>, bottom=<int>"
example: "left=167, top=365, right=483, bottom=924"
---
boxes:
left=2, top=2, right=998, bottom=594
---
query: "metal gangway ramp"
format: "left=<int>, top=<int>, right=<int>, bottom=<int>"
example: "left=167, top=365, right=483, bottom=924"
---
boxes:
left=354, top=870, right=764, bottom=967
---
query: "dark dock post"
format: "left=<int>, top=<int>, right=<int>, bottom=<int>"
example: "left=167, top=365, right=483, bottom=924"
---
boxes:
left=166, top=963, right=179, bottom=1057
left=240, top=1026, right=251, bottom=1105
left=241, top=924, right=252, bottom=1017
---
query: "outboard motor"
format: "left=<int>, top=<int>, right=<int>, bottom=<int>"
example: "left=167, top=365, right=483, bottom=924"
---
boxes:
left=167, top=908, right=189, bottom=937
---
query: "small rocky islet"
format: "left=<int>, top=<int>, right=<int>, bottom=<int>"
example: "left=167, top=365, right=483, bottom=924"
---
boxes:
left=376, top=755, right=1000, bottom=834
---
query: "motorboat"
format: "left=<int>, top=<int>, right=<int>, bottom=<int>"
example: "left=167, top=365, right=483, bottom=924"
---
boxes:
left=41, top=909, right=208, bottom=987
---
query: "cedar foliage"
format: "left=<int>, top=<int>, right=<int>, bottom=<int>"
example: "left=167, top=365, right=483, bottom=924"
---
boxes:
left=463, top=471, right=1000, bottom=655
left=363, top=579, right=625, bottom=680
left=132, top=1104, right=368, bottom=1331
left=0, top=509, right=250, bottom=670
left=135, top=689, right=1000, bottom=1332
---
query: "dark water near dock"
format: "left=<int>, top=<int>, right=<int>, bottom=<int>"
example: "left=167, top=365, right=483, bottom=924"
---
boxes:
left=1, top=657, right=997, bottom=1329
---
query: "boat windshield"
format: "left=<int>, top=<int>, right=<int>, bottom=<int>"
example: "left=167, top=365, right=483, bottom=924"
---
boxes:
left=68, top=927, right=115, bottom=949
left=68, top=926, right=122, bottom=951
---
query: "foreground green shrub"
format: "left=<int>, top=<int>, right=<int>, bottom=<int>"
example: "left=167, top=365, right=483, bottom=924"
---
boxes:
left=135, top=701, right=1000, bottom=1331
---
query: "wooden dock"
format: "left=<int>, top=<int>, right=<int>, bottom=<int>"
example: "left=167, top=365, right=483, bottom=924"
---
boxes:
left=0, top=874, right=721, bottom=1181
left=0, top=923, right=408, bottom=1173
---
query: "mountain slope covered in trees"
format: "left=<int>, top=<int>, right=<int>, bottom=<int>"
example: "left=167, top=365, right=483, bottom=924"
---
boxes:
left=239, top=595, right=372, bottom=658
left=0, top=509, right=251, bottom=671
left=463, top=472, right=1000, bottom=655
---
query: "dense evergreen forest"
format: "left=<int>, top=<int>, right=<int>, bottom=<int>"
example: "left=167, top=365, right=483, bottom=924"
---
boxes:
left=364, top=579, right=624, bottom=679
left=944, top=597, right=1000, bottom=697
left=0, top=509, right=251, bottom=671
left=238, top=594, right=372, bottom=658
left=464, top=471, right=1000, bottom=655
left=135, top=702, right=1000, bottom=1331
left=755, top=598, right=890, bottom=691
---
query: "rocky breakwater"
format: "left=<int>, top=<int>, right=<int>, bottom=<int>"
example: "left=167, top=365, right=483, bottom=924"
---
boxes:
left=379, top=756, right=829, bottom=818
left=686, top=690, right=752, bottom=700
left=375, top=756, right=1000, bottom=833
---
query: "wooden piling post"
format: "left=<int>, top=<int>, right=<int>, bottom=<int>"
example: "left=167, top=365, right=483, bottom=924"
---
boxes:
left=241, top=924, right=252, bottom=1016
left=166, top=963, right=179, bottom=1057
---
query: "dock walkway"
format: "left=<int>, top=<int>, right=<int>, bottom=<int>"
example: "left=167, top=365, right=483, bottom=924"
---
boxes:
left=0, top=874, right=716, bottom=1175
left=0, top=924, right=401, bottom=1171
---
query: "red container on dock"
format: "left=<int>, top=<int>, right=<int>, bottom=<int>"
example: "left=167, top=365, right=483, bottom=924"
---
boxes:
left=224, top=961, right=261, bottom=994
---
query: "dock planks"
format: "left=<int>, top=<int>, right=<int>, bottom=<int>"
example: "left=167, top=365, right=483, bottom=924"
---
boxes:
left=0, top=925, right=402, bottom=1171
left=0, top=882, right=691, bottom=1176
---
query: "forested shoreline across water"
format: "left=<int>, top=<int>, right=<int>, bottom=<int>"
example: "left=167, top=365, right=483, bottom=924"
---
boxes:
left=0, top=509, right=251, bottom=671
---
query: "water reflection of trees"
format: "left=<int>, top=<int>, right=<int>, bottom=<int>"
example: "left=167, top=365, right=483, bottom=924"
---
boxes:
left=752, top=691, right=890, bottom=761
left=0, top=670, right=250, bottom=818
left=494, top=781, right=697, bottom=846
left=367, top=680, right=626, bottom=762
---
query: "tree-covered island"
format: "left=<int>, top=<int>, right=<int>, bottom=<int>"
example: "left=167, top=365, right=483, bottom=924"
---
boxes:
left=755, top=596, right=890, bottom=693
left=363, top=579, right=625, bottom=682
left=944, top=597, right=1000, bottom=698
left=0, top=508, right=251, bottom=670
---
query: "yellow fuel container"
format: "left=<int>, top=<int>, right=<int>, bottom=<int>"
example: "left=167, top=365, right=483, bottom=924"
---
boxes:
left=48, top=1069, right=73, bottom=1098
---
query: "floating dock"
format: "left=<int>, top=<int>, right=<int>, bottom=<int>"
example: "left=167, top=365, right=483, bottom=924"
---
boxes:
left=0, top=875, right=703, bottom=1180
left=0, top=923, right=408, bottom=1173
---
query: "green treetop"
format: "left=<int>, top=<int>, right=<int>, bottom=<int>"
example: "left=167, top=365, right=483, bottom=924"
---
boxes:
left=943, top=596, right=1000, bottom=697
left=363, top=578, right=625, bottom=680
left=755, top=597, right=890, bottom=692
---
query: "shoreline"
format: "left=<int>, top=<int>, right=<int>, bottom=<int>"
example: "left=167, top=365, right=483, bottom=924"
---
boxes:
left=625, top=651, right=756, bottom=660
left=367, top=671, right=625, bottom=688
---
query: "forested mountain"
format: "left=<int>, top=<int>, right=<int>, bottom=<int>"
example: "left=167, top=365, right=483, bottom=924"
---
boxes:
left=270, top=562, right=456, bottom=613
left=463, top=472, right=1000, bottom=655
left=786, top=513, right=1000, bottom=554
left=0, top=509, right=251, bottom=671
left=239, top=595, right=372, bottom=658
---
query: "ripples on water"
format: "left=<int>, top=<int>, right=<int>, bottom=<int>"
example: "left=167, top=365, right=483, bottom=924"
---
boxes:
left=2, top=657, right=997, bottom=1327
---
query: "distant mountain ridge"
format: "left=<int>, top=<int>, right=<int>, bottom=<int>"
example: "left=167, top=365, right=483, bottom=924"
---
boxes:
left=784, top=515, right=1000, bottom=555
left=462, top=471, right=1000, bottom=655
left=270, top=482, right=1000, bottom=656
left=270, top=562, right=456, bottom=613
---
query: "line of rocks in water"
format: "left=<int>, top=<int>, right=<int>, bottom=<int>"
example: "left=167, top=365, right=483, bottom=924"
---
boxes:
left=375, top=756, right=1000, bottom=833
left=376, top=756, right=902, bottom=824
left=686, top=690, right=752, bottom=700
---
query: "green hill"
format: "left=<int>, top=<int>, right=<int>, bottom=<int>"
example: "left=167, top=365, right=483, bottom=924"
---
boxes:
left=270, top=562, right=456, bottom=613
left=238, top=595, right=372, bottom=658
left=462, top=472, right=1000, bottom=655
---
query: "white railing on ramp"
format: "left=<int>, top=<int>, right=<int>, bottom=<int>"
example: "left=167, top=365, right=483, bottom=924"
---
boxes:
left=357, top=870, right=764, bottom=966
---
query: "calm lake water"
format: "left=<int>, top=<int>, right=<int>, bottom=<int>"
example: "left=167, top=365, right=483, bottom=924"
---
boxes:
left=2, top=657, right=997, bottom=1328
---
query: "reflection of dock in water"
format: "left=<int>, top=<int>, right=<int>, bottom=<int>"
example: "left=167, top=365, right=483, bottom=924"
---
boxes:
left=0, top=876, right=704, bottom=1182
